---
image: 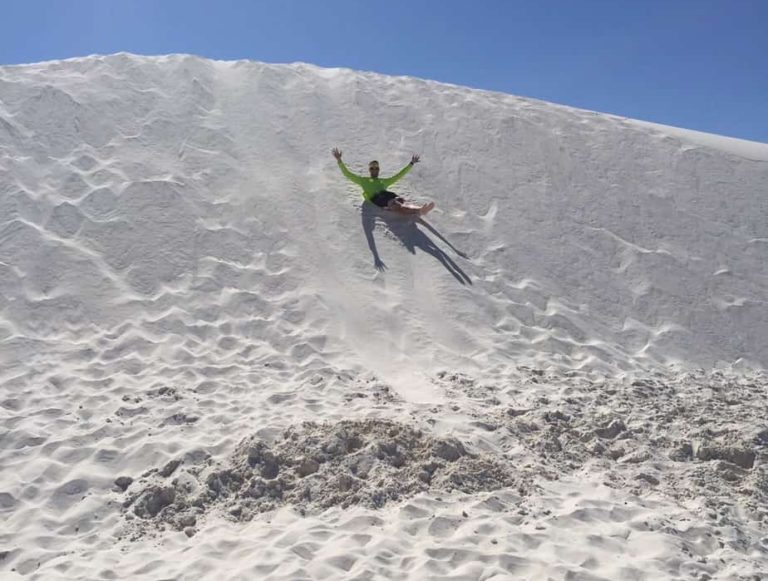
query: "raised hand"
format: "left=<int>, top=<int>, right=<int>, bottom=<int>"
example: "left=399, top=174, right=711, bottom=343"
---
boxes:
left=332, top=147, right=343, bottom=161
left=411, top=154, right=420, bottom=165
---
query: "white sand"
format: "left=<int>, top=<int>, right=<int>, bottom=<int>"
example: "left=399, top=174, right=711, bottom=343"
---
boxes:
left=1, top=53, right=767, bottom=580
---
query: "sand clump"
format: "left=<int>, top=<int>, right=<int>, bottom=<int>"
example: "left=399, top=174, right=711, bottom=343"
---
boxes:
left=437, top=367, right=768, bottom=529
left=120, top=419, right=523, bottom=536
left=118, top=368, right=768, bottom=541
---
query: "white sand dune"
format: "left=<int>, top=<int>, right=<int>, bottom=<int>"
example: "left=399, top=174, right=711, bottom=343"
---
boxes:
left=1, top=54, right=767, bottom=580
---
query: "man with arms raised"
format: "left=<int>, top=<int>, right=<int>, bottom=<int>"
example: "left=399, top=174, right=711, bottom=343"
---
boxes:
left=332, top=148, right=434, bottom=216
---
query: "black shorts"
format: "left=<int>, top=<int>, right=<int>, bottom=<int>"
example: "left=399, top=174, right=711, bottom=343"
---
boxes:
left=370, top=191, right=404, bottom=208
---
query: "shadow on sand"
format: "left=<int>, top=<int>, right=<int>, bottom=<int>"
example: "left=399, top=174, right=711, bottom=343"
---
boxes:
left=361, top=202, right=472, bottom=285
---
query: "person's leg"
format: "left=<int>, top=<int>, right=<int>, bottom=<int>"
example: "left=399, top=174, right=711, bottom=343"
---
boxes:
left=387, top=198, right=424, bottom=215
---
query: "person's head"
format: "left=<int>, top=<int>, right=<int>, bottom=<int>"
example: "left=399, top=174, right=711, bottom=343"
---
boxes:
left=368, top=160, right=380, bottom=178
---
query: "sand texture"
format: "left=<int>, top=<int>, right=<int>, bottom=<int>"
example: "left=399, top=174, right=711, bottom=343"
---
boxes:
left=1, top=54, right=768, bottom=580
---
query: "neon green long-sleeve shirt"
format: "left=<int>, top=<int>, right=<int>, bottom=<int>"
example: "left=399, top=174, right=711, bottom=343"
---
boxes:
left=337, top=160, right=413, bottom=202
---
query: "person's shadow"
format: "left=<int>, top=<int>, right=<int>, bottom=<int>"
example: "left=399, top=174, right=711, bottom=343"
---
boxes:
left=360, top=203, right=472, bottom=285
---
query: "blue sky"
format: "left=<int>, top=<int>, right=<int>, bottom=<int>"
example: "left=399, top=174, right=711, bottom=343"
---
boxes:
left=2, top=0, right=767, bottom=143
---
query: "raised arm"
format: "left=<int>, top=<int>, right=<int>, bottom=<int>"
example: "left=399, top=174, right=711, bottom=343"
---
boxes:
left=382, top=154, right=420, bottom=188
left=332, top=147, right=365, bottom=186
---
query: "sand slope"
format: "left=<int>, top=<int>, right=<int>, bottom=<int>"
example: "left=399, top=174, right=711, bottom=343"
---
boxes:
left=1, top=54, right=767, bottom=580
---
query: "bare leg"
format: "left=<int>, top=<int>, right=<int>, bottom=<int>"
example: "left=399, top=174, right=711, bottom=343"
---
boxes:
left=387, top=200, right=422, bottom=216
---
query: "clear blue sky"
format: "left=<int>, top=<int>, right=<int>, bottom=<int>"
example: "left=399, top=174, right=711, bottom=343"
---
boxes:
left=2, top=0, right=767, bottom=143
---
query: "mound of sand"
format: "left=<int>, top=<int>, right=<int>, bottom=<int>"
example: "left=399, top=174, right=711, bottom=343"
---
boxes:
left=120, top=419, right=525, bottom=538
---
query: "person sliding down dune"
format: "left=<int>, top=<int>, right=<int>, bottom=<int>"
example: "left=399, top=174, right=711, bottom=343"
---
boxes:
left=332, top=147, right=434, bottom=216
